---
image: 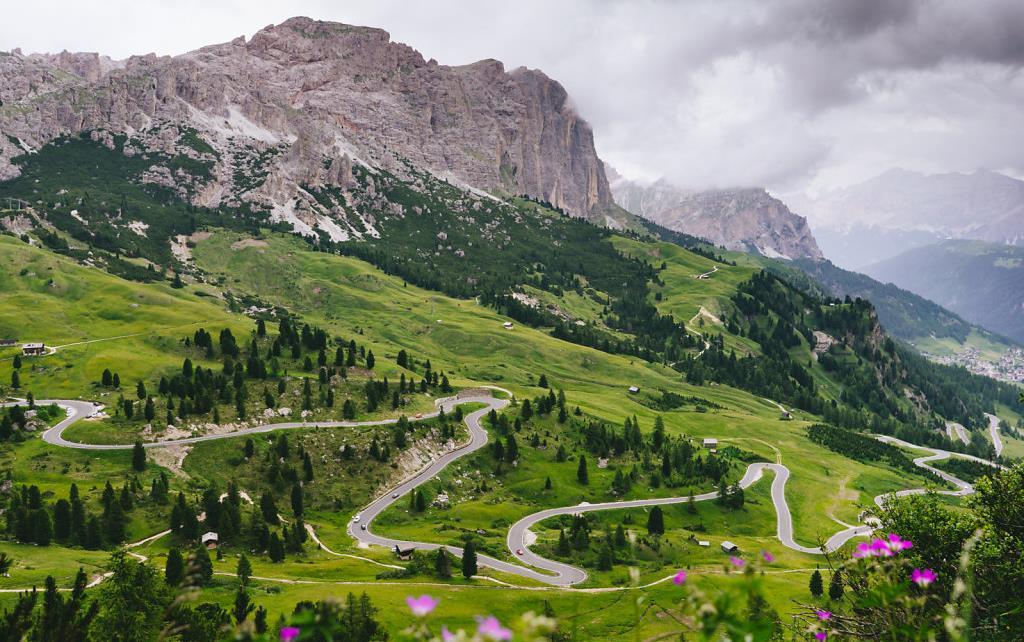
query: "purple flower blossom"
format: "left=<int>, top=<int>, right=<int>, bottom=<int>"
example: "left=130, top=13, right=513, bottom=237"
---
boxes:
left=761, top=550, right=775, bottom=563
left=280, top=627, right=301, bottom=642
left=815, top=632, right=828, bottom=641
left=405, top=595, right=439, bottom=617
left=476, top=615, right=513, bottom=641
left=441, top=626, right=455, bottom=642
left=729, top=556, right=745, bottom=568
left=854, top=534, right=913, bottom=559
left=673, top=570, right=687, bottom=585
left=816, top=610, right=831, bottom=621
left=911, top=568, right=937, bottom=587
left=886, top=533, right=913, bottom=552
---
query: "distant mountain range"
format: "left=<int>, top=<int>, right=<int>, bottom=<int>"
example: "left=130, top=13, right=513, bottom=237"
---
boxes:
left=862, top=239, right=1024, bottom=345
left=609, top=169, right=823, bottom=261
left=795, top=168, right=1024, bottom=269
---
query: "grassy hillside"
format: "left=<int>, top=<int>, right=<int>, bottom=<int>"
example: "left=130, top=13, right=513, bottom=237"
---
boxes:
left=1, top=220, right=1021, bottom=638
left=0, top=234, right=248, bottom=397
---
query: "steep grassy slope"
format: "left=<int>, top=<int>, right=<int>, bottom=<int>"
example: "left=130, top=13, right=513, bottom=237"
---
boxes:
left=0, top=235, right=248, bottom=397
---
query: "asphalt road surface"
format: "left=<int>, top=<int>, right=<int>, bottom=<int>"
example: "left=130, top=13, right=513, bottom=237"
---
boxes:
left=14, top=393, right=1000, bottom=587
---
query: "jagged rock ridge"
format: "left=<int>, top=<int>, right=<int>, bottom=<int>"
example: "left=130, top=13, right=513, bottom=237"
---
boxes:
left=0, top=17, right=621, bottom=240
left=609, top=169, right=823, bottom=260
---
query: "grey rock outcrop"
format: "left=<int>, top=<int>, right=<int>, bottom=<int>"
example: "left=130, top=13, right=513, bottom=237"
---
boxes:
left=610, top=171, right=823, bottom=260
left=0, top=17, right=617, bottom=232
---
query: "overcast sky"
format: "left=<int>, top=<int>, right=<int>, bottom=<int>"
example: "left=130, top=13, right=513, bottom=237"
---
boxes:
left=4, top=0, right=1024, bottom=194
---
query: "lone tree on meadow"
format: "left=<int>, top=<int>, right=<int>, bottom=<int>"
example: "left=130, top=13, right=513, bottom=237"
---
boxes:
left=237, top=554, right=252, bottom=587
left=647, top=506, right=665, bottom=536
left=461, top=541, right=478, bottom=579
left=809, top=568, right=824, bottom=597
left=577, top=455, right=589, bottom=485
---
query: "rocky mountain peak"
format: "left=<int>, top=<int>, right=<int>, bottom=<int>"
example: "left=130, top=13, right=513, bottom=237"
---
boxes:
left=610, top=170, right=823, bottom=260
left=0, top=17, right=619, bottom=239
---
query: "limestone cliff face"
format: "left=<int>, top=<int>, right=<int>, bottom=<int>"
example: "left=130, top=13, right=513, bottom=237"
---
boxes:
left=610, top=172, right=823, bottom=260
left=0, top=17, right=615, bottom=230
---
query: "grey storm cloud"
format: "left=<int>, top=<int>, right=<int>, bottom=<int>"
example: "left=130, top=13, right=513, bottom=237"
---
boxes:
left=2, top=0, right=1023, bottom=192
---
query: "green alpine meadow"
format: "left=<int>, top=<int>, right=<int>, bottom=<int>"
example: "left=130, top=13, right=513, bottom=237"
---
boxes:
left=1, top=6, right=1023, bottom=642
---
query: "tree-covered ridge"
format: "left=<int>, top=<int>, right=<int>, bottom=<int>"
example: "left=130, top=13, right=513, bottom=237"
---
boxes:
left=671, top=270, right=1019, bottom=449
left=791, top=258, right=983, bottom=344
left=806, top=424, right=931, bottom=476
left=322, top=164, right=701, bottom=361
left=0, top=135, right=283, bottom=279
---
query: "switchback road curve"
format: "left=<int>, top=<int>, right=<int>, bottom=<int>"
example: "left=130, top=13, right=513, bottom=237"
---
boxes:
left=14, top=394, right=1004, bottom=587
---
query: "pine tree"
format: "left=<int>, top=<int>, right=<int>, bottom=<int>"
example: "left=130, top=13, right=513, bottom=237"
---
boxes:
left=237, top=554, right=252, bottom=587
left=165, top=548, right=185, bottom=586
left=577, top=455, right=589, bottom=485
left=414, top=489, right=427, bottom=512
left=144, top=397, right=155, bottom=422
left=290, top=482, right=304, bottom=518
left=647, top=506, right=665, bottom=535
left=544, top=476, right=553, bottom=491
left=828, top=569, right=844, bottom=601
left=268, top=533, right=285, bottom=562
left=132, top=440, right=146, bottom=471
left=556, top=529, right=571, bottom=556
left=233, top=587, right=254, bottom=624
left=34, top=510, right=53, bottom=545
left=53, top=499, right=71, bottom=542
left=461, top=540, right=478, bottom=579
left=614, top=524, right=627, bottom=548
left=193, top=545, right=214, bottom=586
left=10, top=370, right=19, bottom=389
left=136, top=381, right=147, bottom=400
left=687, top=491, right=698, bottom=514
left=809, top=568, right=824, bottom=597
left=254, top=607, right=268, bottom=634
left=538, top=374, right=548, bottom=388
left=366, top=350, right=375, bottom=369
left=597, top=543, right=614, bottom=571
left=434, top=547, right=452, bottom=579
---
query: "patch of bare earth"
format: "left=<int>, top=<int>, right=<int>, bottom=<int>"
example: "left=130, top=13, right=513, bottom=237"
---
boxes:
left=230, top=238, right=269, bottom=250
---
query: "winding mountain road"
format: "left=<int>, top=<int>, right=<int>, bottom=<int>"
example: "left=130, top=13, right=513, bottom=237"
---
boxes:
left=15, top=393, right=1004, bottom=587
left=985, top=413, right=1003, bottom=457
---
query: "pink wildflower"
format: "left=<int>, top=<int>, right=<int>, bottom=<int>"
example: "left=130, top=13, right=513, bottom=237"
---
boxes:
left=815, top=632, right=828, bottom=641
left=762, top=550, right=775, bottom=563
left=911, top=568, right=937, bottom=587
left=816, top=610, right=831, bottom=621
left=441, top=626, right=456, bottom=642
left=673, top=570, right=687, bottom=585
left=280, top=627, right=301, bottom=642
left=855, top=535, right=912, bottom=559
left=887, top=533, right=913, bottom=552
left=405, top=595, right=439, bottom=617
left=729, top=556, right=745, bottom=568
left=476, top=615, right=513, bottom=641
